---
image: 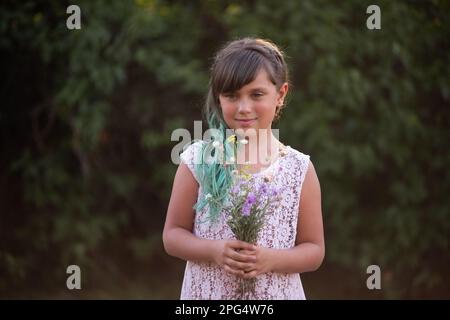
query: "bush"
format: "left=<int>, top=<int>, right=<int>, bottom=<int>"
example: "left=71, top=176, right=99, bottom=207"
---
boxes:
left=1, top=0, right=449, bottom=298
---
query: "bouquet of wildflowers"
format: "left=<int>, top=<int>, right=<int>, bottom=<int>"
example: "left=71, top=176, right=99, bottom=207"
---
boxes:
left=224, top=165, right=282, bottom=299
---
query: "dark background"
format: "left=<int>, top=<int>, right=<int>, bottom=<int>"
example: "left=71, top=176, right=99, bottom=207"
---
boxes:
left=1, top=0, right=449, bottom=299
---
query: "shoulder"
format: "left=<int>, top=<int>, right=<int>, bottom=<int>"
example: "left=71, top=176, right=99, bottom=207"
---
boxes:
left=289, top=148, right=320, bottom=195
left=180, top=140, right=206, bottom=164
left=182, top=140, right=206, bottom=154
left=179, top=140, right=206, bottom=184
left=284, top=145, right=320, bottom=191
left=285, top=145, right=311, bottom=172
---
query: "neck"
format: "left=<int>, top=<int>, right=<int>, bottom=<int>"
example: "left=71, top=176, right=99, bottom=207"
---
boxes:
left=235, top=129, right=281, bottom=166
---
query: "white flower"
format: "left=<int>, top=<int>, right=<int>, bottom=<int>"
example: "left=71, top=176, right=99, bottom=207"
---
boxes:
left=205, top=193, right=212, bottom=200
left=239, top=139, right=248, bottom=145
left=212, top=140, right=221, bottom=148
left=228, top=156, right=235, bottom=163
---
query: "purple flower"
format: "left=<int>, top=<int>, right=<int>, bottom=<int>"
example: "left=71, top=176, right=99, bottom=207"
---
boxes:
left=270, top=187, right=279, bottom=197
left=246, top=192, right=256, bottom=205
left=242, top=203, right=251, bottom=216
left=241, top=192, right=256, bottom=217
left=258, top=183, right=268, bottom=195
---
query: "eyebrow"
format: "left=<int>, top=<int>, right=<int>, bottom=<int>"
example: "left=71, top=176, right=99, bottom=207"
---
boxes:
left=221, top=87, right=269, bottom=95
left=234, top=87, right=268, bottom=93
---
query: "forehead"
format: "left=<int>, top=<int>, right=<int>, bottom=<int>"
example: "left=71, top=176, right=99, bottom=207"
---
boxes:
left=234, top=69, right=275, bottom=92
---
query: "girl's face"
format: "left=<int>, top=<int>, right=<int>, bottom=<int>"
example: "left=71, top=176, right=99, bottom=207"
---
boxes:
left=219, top=68, right=288, bottom=132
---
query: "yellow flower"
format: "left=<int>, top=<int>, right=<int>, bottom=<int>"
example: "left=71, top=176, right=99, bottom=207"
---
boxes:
left=226, top=135, right=237, bottom=143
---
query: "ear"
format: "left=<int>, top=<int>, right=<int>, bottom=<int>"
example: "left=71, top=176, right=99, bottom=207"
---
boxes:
left=277, top=82, right=289, bottom=105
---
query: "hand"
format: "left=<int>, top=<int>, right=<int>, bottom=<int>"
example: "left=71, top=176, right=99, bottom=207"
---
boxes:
left=213, top=240, right=257, bottom=278
left=240, top=245, right=274, bottom=279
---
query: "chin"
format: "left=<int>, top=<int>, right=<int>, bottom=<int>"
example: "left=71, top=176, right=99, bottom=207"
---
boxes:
left=234, top=127, right=259, bottom=137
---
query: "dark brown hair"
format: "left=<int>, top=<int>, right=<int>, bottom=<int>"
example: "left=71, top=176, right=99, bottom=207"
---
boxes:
left=194, top=38, right=290, bottom=222
left=206, top=37, right=289, bottom=127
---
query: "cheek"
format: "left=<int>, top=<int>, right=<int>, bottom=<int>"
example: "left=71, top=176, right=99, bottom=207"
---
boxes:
left=255, top=102, right=276, bottom=120
left=222, top=105, right=234, bottom=117
left=219, top=100, right=236, bottom=122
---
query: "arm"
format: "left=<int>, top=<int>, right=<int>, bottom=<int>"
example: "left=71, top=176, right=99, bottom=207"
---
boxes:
left=163, top=162, right=216, bottom=262
left=162, top=162, right=256, bottom=276
left=243, top=160, right=325, bottom=277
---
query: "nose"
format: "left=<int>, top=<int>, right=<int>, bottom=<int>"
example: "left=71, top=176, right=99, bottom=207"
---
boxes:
left=237, top=97, right=251, bottom=113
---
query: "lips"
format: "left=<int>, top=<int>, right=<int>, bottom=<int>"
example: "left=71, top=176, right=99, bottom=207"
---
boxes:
left=235, top=118, right=256, bottom=127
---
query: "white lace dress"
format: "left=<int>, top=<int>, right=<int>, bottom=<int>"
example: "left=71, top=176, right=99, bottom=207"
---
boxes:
left=179, top=141, right=311, bottom=300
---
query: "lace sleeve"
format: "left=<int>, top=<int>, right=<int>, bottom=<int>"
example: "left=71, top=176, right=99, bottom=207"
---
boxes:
left=179, top=141, right=204, bottom=184
left=298, top=154, right=311, bottom=199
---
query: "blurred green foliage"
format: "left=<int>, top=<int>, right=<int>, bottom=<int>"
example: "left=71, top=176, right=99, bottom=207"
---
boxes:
left=1, top=0, right=449, bottom=298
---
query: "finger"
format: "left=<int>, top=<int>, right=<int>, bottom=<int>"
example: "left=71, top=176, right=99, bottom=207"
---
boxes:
left=239, top=249, right=257, bottom=256
left=244, top=264, right=255, bottom=272
left=243, top=270, right=258, bottom=279
left=226, top=258, right=254, bottom=271
left=223, top=264, right=245, bottom=277
left=229, top=250, right=256, bottom=263
left=229, top=240, right=256, bottom=252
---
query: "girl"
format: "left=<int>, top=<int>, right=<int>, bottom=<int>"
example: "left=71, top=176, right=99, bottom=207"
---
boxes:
left=163, top=38, right=324, bottom=300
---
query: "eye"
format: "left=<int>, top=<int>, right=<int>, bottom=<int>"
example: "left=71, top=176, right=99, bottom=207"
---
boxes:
left=252, top=92, right=264, bottom=98
left=223, top=93, right=237, bottom=100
